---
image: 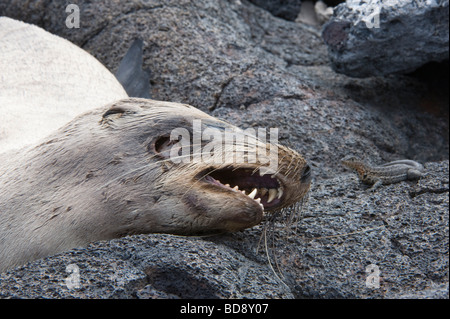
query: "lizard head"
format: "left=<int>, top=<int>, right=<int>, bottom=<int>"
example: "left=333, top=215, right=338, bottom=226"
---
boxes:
left=341, top=156, right=368, bottom=180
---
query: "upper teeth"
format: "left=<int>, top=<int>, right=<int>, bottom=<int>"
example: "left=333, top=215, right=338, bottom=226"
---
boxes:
left=209, top=177, right=283, bottom=209
left=260, top=188, right=268, bottom=197
left=268, top=188, right=278, bottom=203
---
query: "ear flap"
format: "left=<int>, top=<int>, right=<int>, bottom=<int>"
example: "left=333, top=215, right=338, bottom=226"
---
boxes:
left=100, top=101, right=141, bottom=125
left=102, top=106, right=128, bottom=118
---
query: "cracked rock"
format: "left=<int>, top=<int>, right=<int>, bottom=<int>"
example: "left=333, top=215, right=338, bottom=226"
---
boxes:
left=248, top=0, right=303, bottom=21
left=322, top=0, right=449, bottom=77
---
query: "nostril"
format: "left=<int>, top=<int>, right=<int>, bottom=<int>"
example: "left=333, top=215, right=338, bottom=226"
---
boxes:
left=301, top=164, right=311, bottom=182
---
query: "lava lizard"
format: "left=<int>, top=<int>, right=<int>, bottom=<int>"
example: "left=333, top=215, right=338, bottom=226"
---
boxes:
left=341, top=156, right=424, bottom=190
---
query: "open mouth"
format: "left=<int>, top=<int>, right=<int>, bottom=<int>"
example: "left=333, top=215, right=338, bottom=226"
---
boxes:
left=200, top=167, right=284, bottom=211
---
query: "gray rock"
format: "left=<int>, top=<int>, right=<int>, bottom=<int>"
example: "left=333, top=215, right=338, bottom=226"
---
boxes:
left=0, top=234, right=293, bottom=298
left=1, top=161, right=447, bottom=298
left=322, top=0, right=449, bottom=77
left=0, top=0, right=448, bottom=298
left=248, top=0, right=303, bottom=21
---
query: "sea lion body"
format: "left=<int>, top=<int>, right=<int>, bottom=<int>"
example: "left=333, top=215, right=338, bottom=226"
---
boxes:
left=0, top=19, right=311, bottom=273
left=0, top=17, right=127, bottom=152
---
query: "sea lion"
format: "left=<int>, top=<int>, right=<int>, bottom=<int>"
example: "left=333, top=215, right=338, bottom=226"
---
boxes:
left=0, top=98, right=311, bottom=272
left=0, top=18, right=311, bottom=272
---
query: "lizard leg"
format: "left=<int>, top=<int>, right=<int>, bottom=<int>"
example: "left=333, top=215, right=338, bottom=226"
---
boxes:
left=369, top=179, right=383, bottom=191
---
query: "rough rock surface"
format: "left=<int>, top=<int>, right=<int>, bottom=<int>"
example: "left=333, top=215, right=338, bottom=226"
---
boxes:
left=322, top=0, right=450, bottom=77
left=0, top=0, right=448, bottom=298
left=0, top=161, right=448, bottom=298
left=249, top=0, right=303, bottom=21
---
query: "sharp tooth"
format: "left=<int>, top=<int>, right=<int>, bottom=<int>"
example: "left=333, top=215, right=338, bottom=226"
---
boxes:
left=225, top=184, right=230, bottom=187
left=241, top=190, right=246, bottom=195
left=277, top=187, right=283, bottom=199
left=233, top=186, right=239, bottom=191
left=260, top=188, right=268, bottom=197
left=248, top=188, right=257, bottom=199
left=267, top=188, right=277, bottom=203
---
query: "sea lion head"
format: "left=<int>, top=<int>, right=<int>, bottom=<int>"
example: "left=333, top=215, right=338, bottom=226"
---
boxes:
left=28, top=98, right=311, bottom=238
left=94, top=98, right=311, bottom=236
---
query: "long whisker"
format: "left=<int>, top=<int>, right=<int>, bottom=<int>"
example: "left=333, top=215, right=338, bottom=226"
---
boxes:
left=270, top=215, right=285, bottom=280
left=99, top=135, right=276, bottom=192
left=263, top=214, right=289, bottom=288
left=99, top=153, right=198, bottom=190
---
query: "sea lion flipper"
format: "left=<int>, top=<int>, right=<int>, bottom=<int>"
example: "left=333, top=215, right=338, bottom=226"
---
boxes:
left=115, top=39, right=151, bottom=99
